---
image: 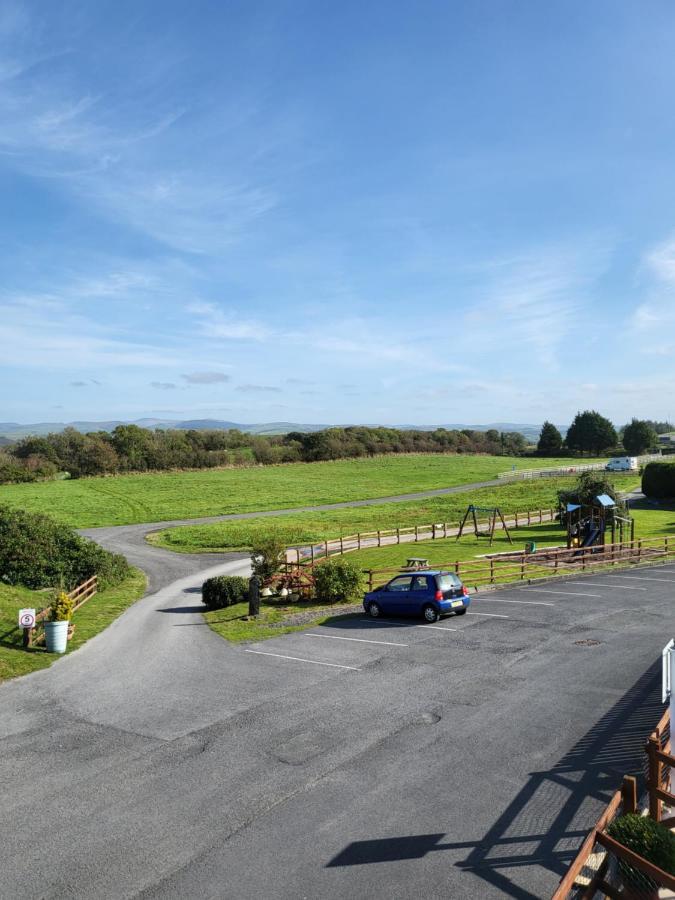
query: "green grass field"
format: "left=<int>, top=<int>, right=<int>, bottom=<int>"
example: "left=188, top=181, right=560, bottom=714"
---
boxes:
left=0, top=454, right=607, bottom=528
left=150, top=473, right=636, bottom=553
left=0, top=569, right=146, bottom=682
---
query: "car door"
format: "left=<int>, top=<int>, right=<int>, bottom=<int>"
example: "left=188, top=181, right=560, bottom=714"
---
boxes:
left=381, top=576, right=413, bottom=615
left=408, top=575, right=433, bottom=615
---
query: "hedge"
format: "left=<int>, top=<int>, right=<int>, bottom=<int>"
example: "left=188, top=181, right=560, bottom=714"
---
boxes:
left=0, top=504, right=131, bottom=590
left=202, top=575, right=249, bottom=610
left=642, top=462, right=675, bottom=499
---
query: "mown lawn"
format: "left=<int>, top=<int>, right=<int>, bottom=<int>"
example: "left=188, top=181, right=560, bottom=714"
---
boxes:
left=150, top=473, right=636, bottom=553
left=0, top=569, right=146, bottom=682
left=0, top=454, right=607, bottom=528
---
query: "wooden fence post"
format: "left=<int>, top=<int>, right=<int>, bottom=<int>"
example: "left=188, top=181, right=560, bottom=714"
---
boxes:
left=310, top=544, right=314, bottom=564
left=396, top=528, right=400, bottom=544
left=622, top=775, right=637, bottom=815
left=527, top=510, right=531, bottom=526
left=377, top=530, right=381, bottom=547
left=539, top=508, right=542, bottom=523
left=340, top=536, right=344, bottom=555
left=515, top=512, right=519, bottom=528
left=415, top=525, right=418, bottom=542
left=296, top=549, right=301, bottom=565
left=432, top=524, right=436, bottom=540
left=324, top=541, right=329, bottom=559
left=490, top=558, right=495, bottom=584
left=647, top=735, right=661, bottom=822
left=443, top=522, right=447, bottom=538
left=357, top=533, right=361, bottom=550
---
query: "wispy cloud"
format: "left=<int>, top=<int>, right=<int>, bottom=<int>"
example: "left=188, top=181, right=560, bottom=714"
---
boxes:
left=236, top=384, right=282, bottom=393
left=151, top=381, right=177, bottom=390
left=181, top=371, right=230, bottom=384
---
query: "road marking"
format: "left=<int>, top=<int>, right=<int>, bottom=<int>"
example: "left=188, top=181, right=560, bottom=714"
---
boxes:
left=244, top=649, right=360, bottom=670
left=467, top=611, right=509, bottom=618
left=476, top=597, right=555, bottom=606
left=526, top=589, right=602, bottom=598
left=566, top=581, right=647, bottom=591
left=606, top=575, right=675, bottom=583
left=304, top=633, right=408, bottom=647
left=358, top=618, right=457, bottom=632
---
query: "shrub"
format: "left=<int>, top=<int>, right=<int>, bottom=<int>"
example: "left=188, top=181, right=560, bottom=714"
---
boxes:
left=642, top=462, right=675, bottom=499
left=607, top=813, right=675, bottom=889
left=314, top=558, right=364, bottom=604
left=202, top=575, right=249, bottom=610
left=0, top=504, right=131, bottom=590
left=50, top=590, right=74, bottom=622
left=250, top=535, right=286, bottom=582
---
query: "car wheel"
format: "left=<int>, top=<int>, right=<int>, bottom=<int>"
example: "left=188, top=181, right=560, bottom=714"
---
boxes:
left=454, top=608, right=467, bottom=616
left=367, top=601, right=382, bottom=618
left=422, top=604, right=439, bottom=623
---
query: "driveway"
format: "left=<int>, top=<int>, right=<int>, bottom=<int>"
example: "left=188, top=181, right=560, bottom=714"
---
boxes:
left=0, top=553, right=671, bottom=898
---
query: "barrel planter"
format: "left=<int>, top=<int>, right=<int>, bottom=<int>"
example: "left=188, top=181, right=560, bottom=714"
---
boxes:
left=44, top=621, right=69, bottom=654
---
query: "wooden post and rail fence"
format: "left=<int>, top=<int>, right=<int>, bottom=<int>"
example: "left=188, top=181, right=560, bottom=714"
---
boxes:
left=552, top=706, right=675, bottom=898
left=0, top=576, right=99, bottom=649
left=289, top=505, right=560, bottom=566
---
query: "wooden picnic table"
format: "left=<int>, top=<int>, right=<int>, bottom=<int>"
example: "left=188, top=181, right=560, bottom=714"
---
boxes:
left=405, top=557, right=429, bottom=569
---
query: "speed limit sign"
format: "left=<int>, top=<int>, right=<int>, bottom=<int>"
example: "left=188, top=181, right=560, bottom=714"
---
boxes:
left=18, top=608, right=36, bottom=629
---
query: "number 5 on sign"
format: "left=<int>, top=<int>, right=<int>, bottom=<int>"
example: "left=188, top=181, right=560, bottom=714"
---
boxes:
left=18, top=609, right=36, bottom=629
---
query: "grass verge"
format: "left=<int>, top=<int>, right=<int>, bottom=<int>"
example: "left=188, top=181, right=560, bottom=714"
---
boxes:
left=0, top=568, right=147, bottom=682
left=0, top=454, right=607, bottom=528
left=204, top=600, right=359, bottom=643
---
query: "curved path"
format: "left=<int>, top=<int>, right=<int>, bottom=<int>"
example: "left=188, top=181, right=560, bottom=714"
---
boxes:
left=81, top=476, right=511, bottom=586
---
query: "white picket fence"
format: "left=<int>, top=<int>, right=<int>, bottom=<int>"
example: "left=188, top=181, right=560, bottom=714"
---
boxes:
left=497, top=454, right=662, bottom=482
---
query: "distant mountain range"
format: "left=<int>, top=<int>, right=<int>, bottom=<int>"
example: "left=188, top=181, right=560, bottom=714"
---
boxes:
left=0, top=418, right=554, bottom=442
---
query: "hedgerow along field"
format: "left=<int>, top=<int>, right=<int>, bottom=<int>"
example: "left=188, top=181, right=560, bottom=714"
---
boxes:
left=149, top=473, right=636, bottom=553
left=0, top=454, right=607, bottom=528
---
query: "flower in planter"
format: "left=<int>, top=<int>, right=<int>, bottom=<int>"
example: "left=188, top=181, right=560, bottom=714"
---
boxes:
left=50, top=591, right=74, bottom=622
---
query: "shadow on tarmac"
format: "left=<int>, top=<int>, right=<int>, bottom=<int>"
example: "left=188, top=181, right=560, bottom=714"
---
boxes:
left=326, top=659, right=663, bottom=899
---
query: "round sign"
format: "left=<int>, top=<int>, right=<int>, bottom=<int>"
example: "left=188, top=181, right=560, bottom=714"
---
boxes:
left=19, top=612, right=35, bottom=628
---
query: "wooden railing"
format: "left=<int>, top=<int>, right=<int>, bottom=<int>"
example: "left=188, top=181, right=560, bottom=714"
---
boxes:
left=360, top=534, right=674, bottom=591
left=553, top=707, right=675, bottom=898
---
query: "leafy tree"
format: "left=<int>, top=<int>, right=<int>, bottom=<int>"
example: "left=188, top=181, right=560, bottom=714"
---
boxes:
left=537, top=421, right=563, bottom=455
left=557, top=471, right=618, bottom=508
left=250, top=535, right=287, bottom=582
left=500, top=431, right=527, bottom=456
left=622, top=418, right=657, bottom=455
left=565, top=410, right=617, bottom=455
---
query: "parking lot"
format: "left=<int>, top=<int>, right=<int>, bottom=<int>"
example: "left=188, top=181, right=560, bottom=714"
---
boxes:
left=1, top=562, right=673, bottom=899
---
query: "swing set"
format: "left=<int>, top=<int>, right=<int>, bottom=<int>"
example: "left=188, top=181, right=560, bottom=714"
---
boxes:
left=456, top=505, right=513, bottom=546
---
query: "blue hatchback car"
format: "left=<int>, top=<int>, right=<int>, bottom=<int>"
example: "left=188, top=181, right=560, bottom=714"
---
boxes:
left=363, top=570, right=471, bottom=623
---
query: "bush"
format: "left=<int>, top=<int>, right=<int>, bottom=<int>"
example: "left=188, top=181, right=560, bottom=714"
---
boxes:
left=50, top=590, right=74, bottom=622
left=314, top=558, right=364, bottom=604
left=642, top=462, right=675, bottom=499
left=0, top=504, right=131, bottom=590
left=607, top=813, right=675, bottom=888
left=202, top=575, right=249, bottom=610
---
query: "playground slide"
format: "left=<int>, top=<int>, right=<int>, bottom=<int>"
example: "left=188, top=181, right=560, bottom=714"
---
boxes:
left=581, top=527, right=600, bottom=548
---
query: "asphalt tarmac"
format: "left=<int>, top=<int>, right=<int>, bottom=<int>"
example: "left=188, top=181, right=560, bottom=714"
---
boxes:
left=1, top=551, right=671, bottom=899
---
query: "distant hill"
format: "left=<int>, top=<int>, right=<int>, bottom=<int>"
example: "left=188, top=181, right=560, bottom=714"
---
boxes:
left=0, top=418, right=555, bottom=442
left=0, top=419, right=330, bottom=440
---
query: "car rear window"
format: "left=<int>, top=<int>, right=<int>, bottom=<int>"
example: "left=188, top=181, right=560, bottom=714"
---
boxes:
left=435, top=574, right=462, bottom=590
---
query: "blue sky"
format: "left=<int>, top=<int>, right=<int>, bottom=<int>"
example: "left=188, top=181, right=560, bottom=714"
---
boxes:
left=2, top=0, right=675, bottom=427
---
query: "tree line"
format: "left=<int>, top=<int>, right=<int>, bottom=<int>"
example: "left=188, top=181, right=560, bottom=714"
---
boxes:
left=0, top=424, right=530, bottom=483
left=537, top=412, right=669, bottom=456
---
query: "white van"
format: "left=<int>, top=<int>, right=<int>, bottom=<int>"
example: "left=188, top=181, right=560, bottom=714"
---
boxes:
left=605, top=456, right=638, bottom=472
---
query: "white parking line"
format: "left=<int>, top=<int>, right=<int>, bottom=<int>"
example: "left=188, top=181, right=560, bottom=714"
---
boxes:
left=358, top=619, right=457, bottom=632
left=477, top=597, right=555, bottom=606
left=527, top=589, right=602, bottom=598
left=467, top=611, right=509, bottom=618
left=566, top=582, right=647, bottom=591
left=304, top=633, right=408, bottom=647
left=606, top=575, right=675, bottom=583
left=244, top=649, right=360, bottom=670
